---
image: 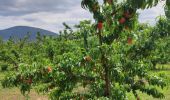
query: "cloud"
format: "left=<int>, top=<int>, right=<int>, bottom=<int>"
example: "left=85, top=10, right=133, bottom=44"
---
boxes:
left=0, top=1, right=93, bottom=32
left=138, top=1, right=165, bottom=25
left=0, top=0, right=166, bottom=33
left=0, top=0, right=80, bottom=16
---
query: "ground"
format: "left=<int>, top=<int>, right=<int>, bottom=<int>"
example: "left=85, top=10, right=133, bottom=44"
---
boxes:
left=0, top=64, right=169, bottom=100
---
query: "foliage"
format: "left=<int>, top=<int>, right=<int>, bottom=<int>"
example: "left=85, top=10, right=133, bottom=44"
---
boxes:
left=1, top=64, right=8, bottom=71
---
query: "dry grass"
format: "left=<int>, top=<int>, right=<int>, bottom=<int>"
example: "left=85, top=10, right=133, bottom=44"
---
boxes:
left=0, top=88, right=48, bottom=100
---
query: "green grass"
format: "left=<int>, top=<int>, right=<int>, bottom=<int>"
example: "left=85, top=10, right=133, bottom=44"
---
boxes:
left=156, top=64, right=170, bottom=70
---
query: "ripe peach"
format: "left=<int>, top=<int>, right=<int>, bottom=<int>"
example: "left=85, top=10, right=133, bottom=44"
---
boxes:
left=119, top=17, right=126, bottom=24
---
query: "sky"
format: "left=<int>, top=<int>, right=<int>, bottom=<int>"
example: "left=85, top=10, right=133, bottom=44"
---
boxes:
left=0, top=0, right=166, bottom=33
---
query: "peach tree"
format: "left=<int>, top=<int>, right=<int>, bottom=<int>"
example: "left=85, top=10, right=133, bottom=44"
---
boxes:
left=1, top=0, right=170, bottom=100
left=149, top=16, right=170, bottom=69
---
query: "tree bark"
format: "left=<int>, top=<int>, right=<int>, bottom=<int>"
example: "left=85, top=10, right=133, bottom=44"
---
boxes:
left=98, top=30, right=110, bottom=97
left=83, top=30, right=88, bottom=51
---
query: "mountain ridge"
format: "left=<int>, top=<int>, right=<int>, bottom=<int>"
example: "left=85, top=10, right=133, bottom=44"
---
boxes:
left=0, top=26, right=57, bottom=40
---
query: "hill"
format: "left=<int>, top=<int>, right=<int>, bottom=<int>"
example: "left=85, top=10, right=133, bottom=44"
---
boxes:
left=0, top=26, right=57, bottom=40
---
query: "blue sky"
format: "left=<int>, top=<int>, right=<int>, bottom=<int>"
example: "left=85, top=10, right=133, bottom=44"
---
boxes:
left=0, top=0, right=166, bottom=33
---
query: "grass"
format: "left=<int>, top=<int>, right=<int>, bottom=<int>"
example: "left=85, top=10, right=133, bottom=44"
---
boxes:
left=0, top=64, right=170, bottom=100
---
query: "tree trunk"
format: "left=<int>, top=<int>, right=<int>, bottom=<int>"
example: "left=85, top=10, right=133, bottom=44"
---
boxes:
left=151, top=61, right=157, bottom=70
left=98, top=30, right=110, bottom=97
left=83, top=30, right=88, bottom=51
